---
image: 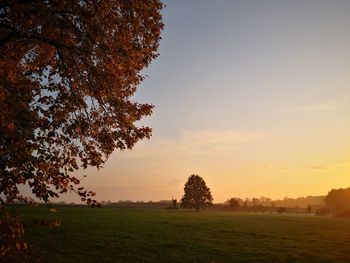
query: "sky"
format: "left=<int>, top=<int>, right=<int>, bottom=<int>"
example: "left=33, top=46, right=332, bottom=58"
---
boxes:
left=60, top=0, right=350, bottom=203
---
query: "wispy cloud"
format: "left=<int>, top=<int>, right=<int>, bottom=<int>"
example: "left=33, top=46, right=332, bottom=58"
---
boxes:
left=123, top=130, right=264, bottom=159
left=305, top=162, right=350, bottom=170
left=307, top=166, right=327, bottom=170
left=180, top=130, right=263, bottom=156
left=283, top=102, right=338, bottom=113
left=336, top=162, right=350, bottom=167
left=182, top=130, right=262, bottom=146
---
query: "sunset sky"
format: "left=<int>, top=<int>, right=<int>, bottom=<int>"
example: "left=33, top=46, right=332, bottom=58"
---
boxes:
left=61, top=0, right=350, bottom=203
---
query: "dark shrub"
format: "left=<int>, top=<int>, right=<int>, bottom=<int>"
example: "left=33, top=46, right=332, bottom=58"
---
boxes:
left=277, top=207, right=286, bottom=214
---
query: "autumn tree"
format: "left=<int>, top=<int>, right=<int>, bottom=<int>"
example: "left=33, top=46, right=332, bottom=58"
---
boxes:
left=181, top=175, right=213, bottom=212
left=0, top=0, right=163, bottom=256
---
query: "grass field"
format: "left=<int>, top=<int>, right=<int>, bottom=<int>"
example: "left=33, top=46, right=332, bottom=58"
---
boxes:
left=9, top=205, right=350, bottom=262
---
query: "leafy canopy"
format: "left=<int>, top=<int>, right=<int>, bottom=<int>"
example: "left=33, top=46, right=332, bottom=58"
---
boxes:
left=227, top=198, right=240, bottom=210
left=181, top=174, right=213, bottom=211
left=325, top=188, right=350, bottom=212
left=0, top=0, right=163, bottom=206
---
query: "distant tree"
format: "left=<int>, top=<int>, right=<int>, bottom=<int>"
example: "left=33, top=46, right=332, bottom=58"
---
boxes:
left=244, top=198, right=249, bottom=208
left=181, top=175, right=213, bottom=212
left=252, top=198, right=259, bottom=207
left=259, top=196, right=266, bottom=203
left=227, top=198, right=240, bottom=210
left=237, top=198, right=244, bottom=206
left=307, top=205, right=312, bottom=213
left=325, top=188, right=350, bottom=212
left=172, top=198, right=177, bottom=208
left=263, top=197, right=272, bottom=207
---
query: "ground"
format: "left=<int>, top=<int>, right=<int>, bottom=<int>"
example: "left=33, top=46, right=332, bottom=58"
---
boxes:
left=8, top=206, right=350, bottom=262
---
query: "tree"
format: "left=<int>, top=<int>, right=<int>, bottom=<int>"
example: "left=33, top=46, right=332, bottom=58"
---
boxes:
left=0, top=0, right=163, bottom=256
left=226, top=198, right=240, bottom=210
left=252, top=197, right=259, bottom=207
left=325, top=188, right=350, bottom=212
left=306, top=204, right=312, bottom=213
left=172, top=198, right=177, bottom=208
left=180, top=175, right=213, bottom=212
left=243, top=198, right=249, bottom=208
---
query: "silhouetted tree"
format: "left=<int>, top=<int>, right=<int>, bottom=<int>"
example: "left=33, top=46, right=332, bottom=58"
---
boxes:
left=227, top=198, right=240, bottom=210
left=172, top=198, right=177, bottom=208
left=181, top=175, right=213, bottom=212
left=307, top=205, right=312, bottom=213
left=244, top=198, right=249, bottom=208
left=252, top=198, right=259, bottom=207
left=0, top=0, right=163, bottom=256
left=325, top=188, right=350, bottom=212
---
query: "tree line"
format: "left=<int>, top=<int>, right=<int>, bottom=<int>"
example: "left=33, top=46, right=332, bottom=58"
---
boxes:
left=178, top=175, right=350, bottom=216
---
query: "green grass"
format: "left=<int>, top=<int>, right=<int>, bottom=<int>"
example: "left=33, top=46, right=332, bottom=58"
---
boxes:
left=9, top=206, right=350, bottom=262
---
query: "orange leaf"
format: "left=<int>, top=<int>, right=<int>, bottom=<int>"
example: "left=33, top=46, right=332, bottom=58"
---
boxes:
left=16, top=242, right=21, bottom=250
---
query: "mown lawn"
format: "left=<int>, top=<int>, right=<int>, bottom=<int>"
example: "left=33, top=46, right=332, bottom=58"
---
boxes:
left=8, top=205, right=350, bottom=262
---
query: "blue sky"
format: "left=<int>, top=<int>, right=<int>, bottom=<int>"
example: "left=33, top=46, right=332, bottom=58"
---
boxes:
left=135, top=0, right=349, bottom=142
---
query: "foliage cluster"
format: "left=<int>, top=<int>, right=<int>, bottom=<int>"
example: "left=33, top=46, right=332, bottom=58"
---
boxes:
left=0, top=0, right=163, bottom=256
left=180, top=174, right=213, bottom=211
left=325, top=188, right=350, bottom=212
